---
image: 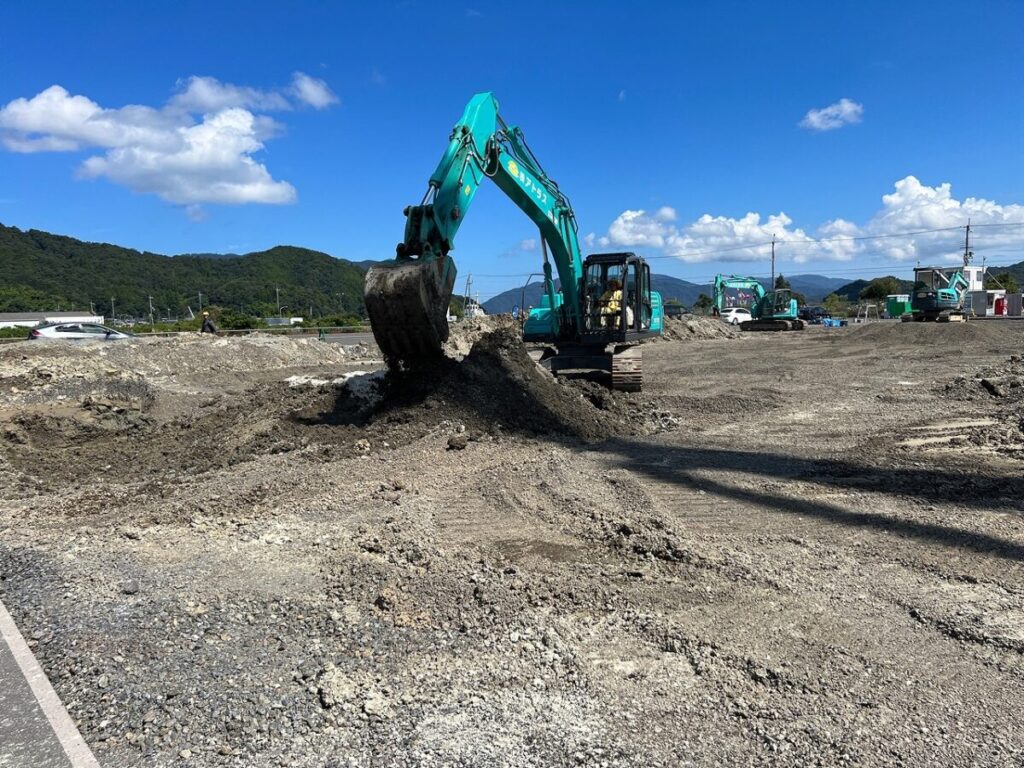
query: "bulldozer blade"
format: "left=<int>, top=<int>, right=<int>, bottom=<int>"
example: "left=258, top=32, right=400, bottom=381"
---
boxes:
left=364, top=257, right=456, bottom=368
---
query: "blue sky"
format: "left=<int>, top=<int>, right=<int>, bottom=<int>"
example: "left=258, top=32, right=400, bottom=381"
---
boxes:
left=1, top=0, right=1022, bottom=299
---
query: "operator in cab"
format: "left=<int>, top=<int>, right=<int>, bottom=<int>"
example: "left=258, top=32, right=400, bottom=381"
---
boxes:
left=600, top=279, right=623, bottom=328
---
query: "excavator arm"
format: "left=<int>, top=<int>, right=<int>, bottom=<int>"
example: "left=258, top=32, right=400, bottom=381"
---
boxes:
left=365, top=92, right=584, bottom=366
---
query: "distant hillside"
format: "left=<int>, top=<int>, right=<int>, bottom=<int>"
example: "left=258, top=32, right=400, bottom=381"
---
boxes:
left=785, top=274, right=849, bottom=302
left=831, top=276, right=915, bottom=302
left=0, top=223, right=366, bottom=318
left=988, top=262, right=1024, bottom=287
left=482, top=272, right=848, bottom=313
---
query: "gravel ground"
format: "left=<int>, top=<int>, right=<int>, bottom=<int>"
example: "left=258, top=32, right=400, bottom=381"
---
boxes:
left=1, top=320, right=1023, bottom=767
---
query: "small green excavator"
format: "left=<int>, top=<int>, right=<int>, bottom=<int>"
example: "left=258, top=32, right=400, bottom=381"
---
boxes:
left=713, top=274, right=805, bottom=331
left=364, top=93, right=663, bottom=390
left=907, top=266, right=970, bottom=322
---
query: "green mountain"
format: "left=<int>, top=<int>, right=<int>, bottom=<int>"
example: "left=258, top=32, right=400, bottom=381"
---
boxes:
left=831, top=276, right=916, bottom=301
left=0, top=223, right=366, bottom=319
left=987, top=264, right=1024, bottom=287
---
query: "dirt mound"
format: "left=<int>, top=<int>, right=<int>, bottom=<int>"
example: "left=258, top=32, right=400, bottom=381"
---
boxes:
left=849, top=319, right=1024, bottom=346
left=0, top=333, right=371, bottom=384
left=660, top=315, right=740, bottom=341
left=333, top=326, right=657, bottom=443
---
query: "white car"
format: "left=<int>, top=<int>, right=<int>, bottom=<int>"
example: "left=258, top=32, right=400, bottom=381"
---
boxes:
left=720, top=307, right=752, bottom=325
left=28, top=323, right=133, bottom=341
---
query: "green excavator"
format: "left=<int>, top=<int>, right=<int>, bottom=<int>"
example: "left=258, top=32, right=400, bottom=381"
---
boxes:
left=713, top=274, right=805, bottom=331
left=906, top=266, right=970, bottom=322
left=364, top=93, right=663, bottom=391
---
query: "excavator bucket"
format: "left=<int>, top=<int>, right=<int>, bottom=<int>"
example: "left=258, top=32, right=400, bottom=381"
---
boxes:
left=364, top=257, right=456, bottom=368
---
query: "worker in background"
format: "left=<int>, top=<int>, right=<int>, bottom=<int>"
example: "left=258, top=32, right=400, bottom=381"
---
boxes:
left=200, top=311, right=218, bottom=335
left=599, top=278, right=623, bottom=328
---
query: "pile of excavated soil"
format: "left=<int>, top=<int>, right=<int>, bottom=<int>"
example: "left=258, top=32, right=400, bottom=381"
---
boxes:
left=660, top=315, right=741, bottom=341
left=1, top=327, right=679, bottom=490
left=849, top=319, right=1024, bottom=346
left=334, top=326, right=668, bottom=443
left=0, top=334, right=371, bottom=383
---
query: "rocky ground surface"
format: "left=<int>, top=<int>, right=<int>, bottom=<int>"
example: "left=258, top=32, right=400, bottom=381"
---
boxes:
left=1, top=318, right=1023, bottom=767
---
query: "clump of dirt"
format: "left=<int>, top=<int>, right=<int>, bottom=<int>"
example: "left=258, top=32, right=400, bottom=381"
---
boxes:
left=941, top=355, right=1024, bottom=459
left=660, top=315, right=741, bottom=341
left=442, top=314, right=518, bottom=359
left=942, top=354, right=1024, bottom=402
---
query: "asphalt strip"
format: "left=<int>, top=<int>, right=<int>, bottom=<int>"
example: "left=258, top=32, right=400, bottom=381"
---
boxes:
left=0, top=595, right=100, bottom=768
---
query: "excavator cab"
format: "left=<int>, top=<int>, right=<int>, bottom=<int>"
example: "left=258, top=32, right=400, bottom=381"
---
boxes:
left=580, top=253, right=659, bottom=341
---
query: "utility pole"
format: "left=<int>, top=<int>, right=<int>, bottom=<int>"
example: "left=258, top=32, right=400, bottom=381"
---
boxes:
left=770, top=234, right=776, bottom=290
left=198, top=292, right=203, bottom=312
left=148, top=296, right=155, bottom=326
left=963, top=219, right=973, bottom=267
left=276, top=286, right=282, bottom=318
left=110, top=297, right=115, bottom=321
left=463, top=274, right=473, bottom=315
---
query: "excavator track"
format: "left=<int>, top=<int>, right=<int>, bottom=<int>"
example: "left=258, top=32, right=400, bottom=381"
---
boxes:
left=611, top=346, right=643, bottom=391
left=364, top=257, right=456, bottom=368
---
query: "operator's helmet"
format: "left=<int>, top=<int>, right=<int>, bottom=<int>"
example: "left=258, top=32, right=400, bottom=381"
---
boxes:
left=203, top=311, right=210, bottom=317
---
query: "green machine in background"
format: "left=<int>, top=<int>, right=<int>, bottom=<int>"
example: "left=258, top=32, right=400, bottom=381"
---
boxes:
left=712, top=274, right=805, bottom=331
left=907, top=266, right=970, bottom=322
left=364, top=93, right=663, bottom=390
left=885, top=294, right=912, bottom=318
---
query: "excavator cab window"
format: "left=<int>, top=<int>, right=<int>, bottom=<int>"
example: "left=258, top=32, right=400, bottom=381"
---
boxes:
left=581, top=253, right=654, bottom=336
left=639, top=263, right=652, bottom=330
left=585, top=261, right=630, bottom=331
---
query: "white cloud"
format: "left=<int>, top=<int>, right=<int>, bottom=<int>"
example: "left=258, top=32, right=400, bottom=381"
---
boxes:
left=617, top=90, right=626, bottom=102
left=591, top=176, right=1024, bottom=266
left=519, top=238, right=537, bottom=251
left=185, top=204, right=208, bottom=222
left=290, top=72, right=338, bottom=109
left=866, top=176, right=1024, bottom=262
left=170, top=76, right=291, bottom=113
left=0, top=74, right=338, bottom=208
left=607, top=209, right=674, bottom=247
left=799, top=98, right=863, bottom=131
left=78, top=108, right=296, bottom=205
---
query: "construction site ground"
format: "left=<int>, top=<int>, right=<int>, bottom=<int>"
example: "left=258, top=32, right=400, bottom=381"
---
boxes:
left=1, top=319, right=1022, bottom=767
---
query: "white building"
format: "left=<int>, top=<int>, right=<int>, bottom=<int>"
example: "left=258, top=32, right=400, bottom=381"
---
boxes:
left=0, top=312, right=104, bottom=330
left=914, top=265, right=985, bottom=292
left=968, top=290, right=1008, bottom=316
